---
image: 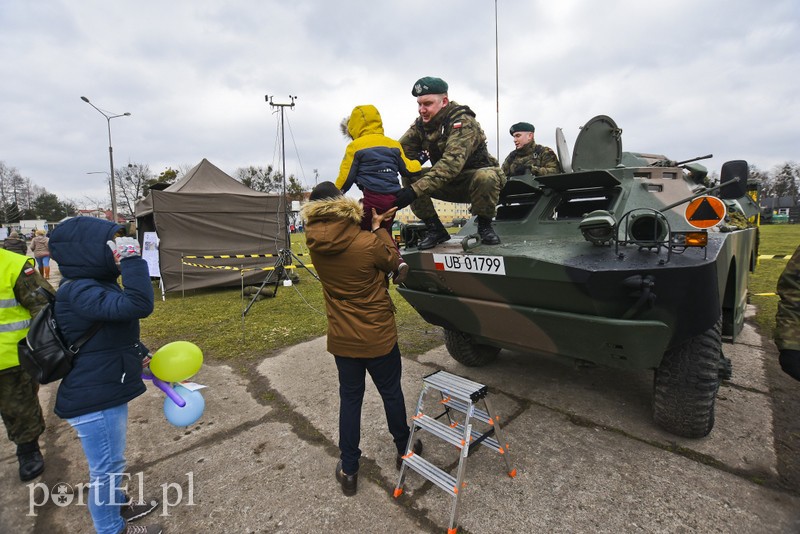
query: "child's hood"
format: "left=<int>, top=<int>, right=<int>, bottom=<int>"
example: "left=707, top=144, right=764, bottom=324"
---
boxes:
left=49, top=217, right=124, bottom=281
left=347, top=105, right=384, bottom=139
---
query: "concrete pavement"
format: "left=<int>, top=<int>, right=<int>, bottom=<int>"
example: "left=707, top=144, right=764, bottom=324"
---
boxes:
left=1, top=293, right=799, bottom=532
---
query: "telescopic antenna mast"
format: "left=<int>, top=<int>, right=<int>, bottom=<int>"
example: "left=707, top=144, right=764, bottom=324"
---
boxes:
left=266, top=94, right=297, bottom=247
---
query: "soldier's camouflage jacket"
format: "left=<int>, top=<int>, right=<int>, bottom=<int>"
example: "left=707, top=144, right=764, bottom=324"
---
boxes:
left=501, top=142, right=560, bottom=178
left=0, top=261, right=54, bottom=375
left=775, top=244, right=800, bottom=351
left=399, top=101, right=499, bottom=196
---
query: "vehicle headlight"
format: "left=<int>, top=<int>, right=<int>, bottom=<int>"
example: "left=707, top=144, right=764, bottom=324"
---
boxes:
left=579, top=210, right=616, bottom=246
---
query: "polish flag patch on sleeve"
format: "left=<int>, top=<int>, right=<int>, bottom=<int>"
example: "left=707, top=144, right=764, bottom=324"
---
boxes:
left=452, top=122, right=462, bottom=129
left=23, top=267, right=36, bottom=276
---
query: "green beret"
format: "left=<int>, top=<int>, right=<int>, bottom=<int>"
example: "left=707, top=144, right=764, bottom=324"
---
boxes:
left=509, top=122, right=535, bottom=134
left=412, top=77, right=448, bottom=97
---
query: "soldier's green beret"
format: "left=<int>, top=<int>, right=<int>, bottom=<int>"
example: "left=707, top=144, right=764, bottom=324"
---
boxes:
left=509, top=122, right=535, bottom=134
left=412, top=77, right=448, bottom=97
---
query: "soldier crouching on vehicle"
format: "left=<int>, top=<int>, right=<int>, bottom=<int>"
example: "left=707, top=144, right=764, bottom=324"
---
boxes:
left=0, top=248, right=54, bottom=481
left=394, top=76, right=506, bottom=248
left=775, top=244, right=800, bottom=381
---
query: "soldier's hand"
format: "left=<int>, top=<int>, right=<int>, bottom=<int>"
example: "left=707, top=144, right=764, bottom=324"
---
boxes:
left=394, top=188, right=417, bottom=210
left=418, top=150, right=430, bottom=164
left=107, top=237, right=142, bottom=263
left=779, top=349, right=800, bottom=381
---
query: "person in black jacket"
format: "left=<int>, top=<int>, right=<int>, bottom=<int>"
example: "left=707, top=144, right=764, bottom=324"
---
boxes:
left=49, top=218, right=161, bottom=534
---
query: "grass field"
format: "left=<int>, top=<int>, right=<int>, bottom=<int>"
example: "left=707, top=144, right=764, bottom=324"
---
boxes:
left=139, top=234, right=443, bottom=362
left=139, top=225, right=799, bottom=362
left=748, top=224, right=799, bottom=336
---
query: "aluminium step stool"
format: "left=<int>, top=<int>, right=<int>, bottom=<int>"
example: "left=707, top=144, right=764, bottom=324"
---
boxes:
left=393, top=370, right=516, bottom=534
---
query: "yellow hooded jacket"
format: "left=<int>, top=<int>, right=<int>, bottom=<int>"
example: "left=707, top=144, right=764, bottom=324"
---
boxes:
left=335, top=104, right=421, bottom=195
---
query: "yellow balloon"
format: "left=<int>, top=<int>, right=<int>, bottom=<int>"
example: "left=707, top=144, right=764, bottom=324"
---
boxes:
left=150, top=341, right=203, bottom=382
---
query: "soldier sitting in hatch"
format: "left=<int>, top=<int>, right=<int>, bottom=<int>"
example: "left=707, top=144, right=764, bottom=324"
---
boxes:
left=501, top=122, right=560, bottom=178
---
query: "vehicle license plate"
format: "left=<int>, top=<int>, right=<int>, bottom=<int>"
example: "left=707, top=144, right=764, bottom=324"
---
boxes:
left=432, top=254, right=506, bottom=275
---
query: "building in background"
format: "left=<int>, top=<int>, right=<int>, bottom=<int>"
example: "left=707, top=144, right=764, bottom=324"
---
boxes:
left=395, top=200, right=471, bottom=226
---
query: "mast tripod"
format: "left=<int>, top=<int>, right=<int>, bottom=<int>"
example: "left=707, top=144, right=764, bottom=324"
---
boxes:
left=242, top=94, right=318, bottom=317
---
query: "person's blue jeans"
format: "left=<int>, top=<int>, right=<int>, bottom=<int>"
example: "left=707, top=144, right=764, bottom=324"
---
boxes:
left=334, top=343, right=410, bottom=475
left=67, top=404, right=128, bottom=534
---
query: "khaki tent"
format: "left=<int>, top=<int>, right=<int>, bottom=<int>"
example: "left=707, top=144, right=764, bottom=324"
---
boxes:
left=135, top=159, right=287, bottom=292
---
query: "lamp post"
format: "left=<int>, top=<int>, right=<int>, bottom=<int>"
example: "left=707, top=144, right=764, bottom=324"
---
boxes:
left=80, top=96, right=130, bottom=223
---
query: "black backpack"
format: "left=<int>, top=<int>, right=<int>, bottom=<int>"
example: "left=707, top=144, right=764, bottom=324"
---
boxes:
left=17, top=287, right=102, bottom=384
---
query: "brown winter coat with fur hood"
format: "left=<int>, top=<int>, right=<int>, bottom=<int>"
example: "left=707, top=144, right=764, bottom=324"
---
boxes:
left=301, top=195, right=400, bottom=358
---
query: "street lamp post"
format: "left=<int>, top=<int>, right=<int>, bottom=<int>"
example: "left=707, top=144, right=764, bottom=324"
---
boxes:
left=80, top=96, right=130, bottom=223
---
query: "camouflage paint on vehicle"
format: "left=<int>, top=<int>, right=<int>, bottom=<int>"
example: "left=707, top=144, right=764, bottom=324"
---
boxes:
left=396, top=115, right=759, bottom=438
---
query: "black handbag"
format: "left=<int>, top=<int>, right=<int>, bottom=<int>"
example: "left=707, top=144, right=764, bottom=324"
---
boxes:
left=17, top=287, right=102, bottom=384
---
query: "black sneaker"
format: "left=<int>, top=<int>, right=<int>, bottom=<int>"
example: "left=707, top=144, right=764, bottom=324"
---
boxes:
left=335, top=460, right=358, bottom=496
left=119, top=525, right=162, bottom=534
left=121, top=497, right=159, bottom=522
left=17, top=442, right=44, bottom=482
left=396, top=439, right=423, bottom=470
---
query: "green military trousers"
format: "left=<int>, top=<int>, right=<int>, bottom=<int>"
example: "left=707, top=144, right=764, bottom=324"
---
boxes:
left=0, top=367, right=45, bottom=445
left=406, top=166, right=507, bottom=221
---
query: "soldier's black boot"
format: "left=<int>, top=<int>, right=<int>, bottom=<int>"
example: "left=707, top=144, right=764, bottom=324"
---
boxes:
left=17, top=441, right=44, bottom=481
left=418, top=217, right=450, bottom=250
left=477, top=216, right=501, bottom=245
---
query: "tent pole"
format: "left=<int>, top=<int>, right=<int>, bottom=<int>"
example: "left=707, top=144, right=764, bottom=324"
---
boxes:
left=181, top=252, right=185, bottom=299
left=241, top=265, right=246, bottom=343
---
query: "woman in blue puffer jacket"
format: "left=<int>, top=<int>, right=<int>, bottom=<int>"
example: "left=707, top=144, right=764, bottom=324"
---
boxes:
left=49, top=217, right=160, bottom=534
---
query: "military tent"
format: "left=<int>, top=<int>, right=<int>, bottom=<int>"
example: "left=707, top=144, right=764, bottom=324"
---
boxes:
left=135, top=159, right=287, bottom=292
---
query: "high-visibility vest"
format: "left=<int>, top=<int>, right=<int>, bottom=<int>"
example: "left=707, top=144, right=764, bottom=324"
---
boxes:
left=0, top=250, right=34, bottom=370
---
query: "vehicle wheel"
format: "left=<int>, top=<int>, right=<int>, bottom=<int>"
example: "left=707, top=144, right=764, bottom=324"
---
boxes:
left=444, top=329, right=500, bottom=367
left=653, top=319, right=722, bottom=438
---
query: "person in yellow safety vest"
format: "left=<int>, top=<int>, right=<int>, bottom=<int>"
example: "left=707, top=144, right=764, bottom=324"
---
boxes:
left=0, top=248, right=55, bottom=481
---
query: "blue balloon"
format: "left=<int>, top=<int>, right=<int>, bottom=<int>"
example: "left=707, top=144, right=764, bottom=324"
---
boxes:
left=163, top=385, right=205, bottom=427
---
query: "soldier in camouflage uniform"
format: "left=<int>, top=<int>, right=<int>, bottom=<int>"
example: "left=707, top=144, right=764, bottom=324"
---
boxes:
left=775, top=244, right=800, bottom=381
left=394, top=76, right=506, bottom=248
left=501, top=122, right=560, bottom=178
left=0, top=248, right=54, bottom=480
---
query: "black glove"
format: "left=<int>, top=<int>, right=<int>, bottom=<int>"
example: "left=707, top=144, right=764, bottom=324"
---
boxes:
left=779, top=349, right=800, bottom=381
left=394, top=187, right=417, bottom=210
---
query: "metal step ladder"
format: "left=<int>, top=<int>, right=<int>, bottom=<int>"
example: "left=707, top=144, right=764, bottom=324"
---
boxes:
left=394, top=370, right=516, bottom=534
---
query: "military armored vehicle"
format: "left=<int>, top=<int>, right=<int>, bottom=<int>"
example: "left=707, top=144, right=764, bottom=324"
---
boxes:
left=397, top=115, right=759, bottom=438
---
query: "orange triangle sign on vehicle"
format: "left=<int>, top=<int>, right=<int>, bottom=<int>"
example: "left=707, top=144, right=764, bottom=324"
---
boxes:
left=684, top=196, right=727, bottom=229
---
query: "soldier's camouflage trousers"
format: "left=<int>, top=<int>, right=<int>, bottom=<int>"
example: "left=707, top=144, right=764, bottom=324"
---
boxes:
left=405, top=166, right=507, bottom=220
left=0, top=366, right=45, bottom=445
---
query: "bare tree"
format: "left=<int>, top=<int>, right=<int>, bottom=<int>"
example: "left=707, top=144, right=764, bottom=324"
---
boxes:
left=771, top=162, right=800, bottom=204
left=115, top=162, right=153, bottom=216
left=234, top=165, right=279, bottom=192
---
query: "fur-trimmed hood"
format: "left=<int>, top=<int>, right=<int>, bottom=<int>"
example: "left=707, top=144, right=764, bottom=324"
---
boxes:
left=301, top=196, right=365, bottom=256
left=301, top=195, right=363, bottom=225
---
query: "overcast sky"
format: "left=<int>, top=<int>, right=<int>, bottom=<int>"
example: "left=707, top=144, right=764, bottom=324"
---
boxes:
left=1, top=0, right=798, bottom=208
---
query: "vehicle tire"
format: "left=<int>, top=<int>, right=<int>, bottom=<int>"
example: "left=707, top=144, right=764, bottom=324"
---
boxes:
left=444, top=329, right=500, bottom=367
left=653, top=319, right=722, bottom=438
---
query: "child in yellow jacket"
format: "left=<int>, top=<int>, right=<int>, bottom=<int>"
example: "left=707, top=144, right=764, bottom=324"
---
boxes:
left=335, top=104, right=421, bottom=284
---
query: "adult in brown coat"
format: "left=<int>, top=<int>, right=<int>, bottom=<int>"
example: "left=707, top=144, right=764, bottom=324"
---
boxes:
left=301, top=181, right=419, bottom=496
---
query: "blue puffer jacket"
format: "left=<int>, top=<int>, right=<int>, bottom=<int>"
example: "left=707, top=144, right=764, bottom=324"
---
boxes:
left=49, top=217, right=154, bottom=419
